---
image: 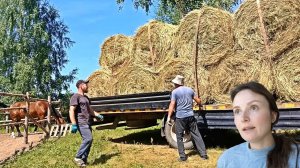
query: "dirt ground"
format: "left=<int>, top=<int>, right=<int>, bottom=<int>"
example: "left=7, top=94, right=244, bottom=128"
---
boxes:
left=0, top=133, right=44, bottom=164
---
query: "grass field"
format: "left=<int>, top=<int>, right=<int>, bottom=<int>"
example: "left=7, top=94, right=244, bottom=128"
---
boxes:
left=2, top=123, right=299, bottom=168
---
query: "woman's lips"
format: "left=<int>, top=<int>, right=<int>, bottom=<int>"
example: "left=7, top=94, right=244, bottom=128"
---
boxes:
left=242, top=126, right=255, bottom=131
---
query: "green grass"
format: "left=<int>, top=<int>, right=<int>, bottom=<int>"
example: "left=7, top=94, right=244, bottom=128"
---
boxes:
left=2, top=124, right=300, bottom=168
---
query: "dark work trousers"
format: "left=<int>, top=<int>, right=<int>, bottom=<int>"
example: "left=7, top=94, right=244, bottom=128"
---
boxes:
left=175, top=116, right=207, bottom=159
left=76, top=124, right=93, bottom=163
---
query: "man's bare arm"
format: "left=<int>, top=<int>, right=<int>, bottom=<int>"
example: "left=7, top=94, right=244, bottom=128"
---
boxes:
left=69, top=106, right=76, bottom=125
left=168, top=100, right=176, bottom=118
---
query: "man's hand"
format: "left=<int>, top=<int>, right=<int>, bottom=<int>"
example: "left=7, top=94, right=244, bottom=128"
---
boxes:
left=166, top=116, right=172, bottom=126
left=96, top=114, right=104, bottom=121
left=71, top=124, right=78, bottom=133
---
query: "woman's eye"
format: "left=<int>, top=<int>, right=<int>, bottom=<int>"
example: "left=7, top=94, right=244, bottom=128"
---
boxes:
left=250, top=105, right=258, bottom=111
left=233, top=109, right=240, bottom=115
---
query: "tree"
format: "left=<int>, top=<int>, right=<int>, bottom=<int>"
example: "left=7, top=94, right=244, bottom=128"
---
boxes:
left=116, top=0, right=242, bottom=24
left=0, top=0, right=77, bottom=103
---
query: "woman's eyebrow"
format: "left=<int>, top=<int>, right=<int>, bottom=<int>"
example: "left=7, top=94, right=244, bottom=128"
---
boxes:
left=233, top=100, right=261, bottom=108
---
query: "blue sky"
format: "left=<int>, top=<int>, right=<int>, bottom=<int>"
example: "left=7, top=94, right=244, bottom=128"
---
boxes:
left=49, top=0, right=156, bottom=92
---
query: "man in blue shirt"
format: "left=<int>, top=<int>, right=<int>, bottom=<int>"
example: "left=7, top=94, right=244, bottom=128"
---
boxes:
left=167, top=75, right=208, bottom=161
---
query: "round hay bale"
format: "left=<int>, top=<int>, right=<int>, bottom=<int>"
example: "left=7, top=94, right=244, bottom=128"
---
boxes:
left=234, top=0, right=300, bottom=61
left=274, top=46, right=300, bottom=101
left=157, top=58, right=212, bottom=103
left=157, top=59, right=193, bottom=90
left=133, top=20, right=177, bottom=73
left=208, top=51, right=274, bottom=103
left=99, top=34, right=133, bottom=70
left=86, top=69, right=113, bottom=97
left=174, top=6, right=234, bottom=67
left=114, top=62, right=159, bottom=95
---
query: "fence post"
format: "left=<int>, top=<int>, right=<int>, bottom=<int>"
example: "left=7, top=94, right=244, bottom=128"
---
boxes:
left=47, top=96, right=51, bottom=131
left=24, top=92, right=30, bottom=144
left=5, top=113, right=9, bottom=133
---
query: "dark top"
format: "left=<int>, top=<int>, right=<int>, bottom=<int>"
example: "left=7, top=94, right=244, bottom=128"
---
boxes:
left=70, top=93, right=93, bottom=125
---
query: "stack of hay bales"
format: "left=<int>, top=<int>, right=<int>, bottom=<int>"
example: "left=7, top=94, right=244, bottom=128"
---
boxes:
left=88, top=0, right=300, bottom=104
left=96, top=34, right=133, bottom=95
left=234, top=0, right=300, bottom=101
left=166, top=6, right=234, bottom=103
left=117, top=20, right=177, bottom=93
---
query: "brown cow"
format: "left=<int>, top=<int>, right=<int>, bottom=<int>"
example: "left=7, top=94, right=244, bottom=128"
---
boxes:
left=9, top=100, right=65, bottom=138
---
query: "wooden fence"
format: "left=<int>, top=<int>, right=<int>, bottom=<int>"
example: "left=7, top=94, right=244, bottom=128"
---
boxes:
left=0, top=92, right=62, bottom=144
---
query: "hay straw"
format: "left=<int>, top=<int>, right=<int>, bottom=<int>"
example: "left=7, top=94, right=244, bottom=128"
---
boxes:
left=234, top=0, right=300, bottom=61
left=99, top=34, right=133, bottom=70
left=115, top=62, right=159, bottom=95
left=174, top=6, right=234, bottom=67
left=274, top=45, right=300, bottom=101
left=157, top=58, right=212, bottom=103
left=132, top=20, right=177, bottom=73
left=157, top=59, right=193, bottom=90
left=86, top=68, right=113, bottom=97
left=208, top=50, right=276, bottom=103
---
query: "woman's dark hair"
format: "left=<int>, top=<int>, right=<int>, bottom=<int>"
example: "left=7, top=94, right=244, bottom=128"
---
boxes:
left=230, top=81, right=293, bottom=168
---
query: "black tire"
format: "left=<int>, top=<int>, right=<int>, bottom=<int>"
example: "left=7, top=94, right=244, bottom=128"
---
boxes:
left=164, top=119, right=193, bottom=149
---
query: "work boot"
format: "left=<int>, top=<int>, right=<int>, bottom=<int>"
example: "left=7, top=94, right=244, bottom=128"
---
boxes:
left=178, top=157, right=188, bottom=162
left=74, top=158, right=86, bottom=167
left=201, top=155, right=209, bottom=160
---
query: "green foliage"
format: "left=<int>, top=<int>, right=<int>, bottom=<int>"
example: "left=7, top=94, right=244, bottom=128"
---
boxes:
left=116, top=0, right=242, bottom=24
left=0, top=0, right=77, bottom=104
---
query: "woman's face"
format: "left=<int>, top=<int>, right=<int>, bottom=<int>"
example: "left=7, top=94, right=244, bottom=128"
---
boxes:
left=232, top=89, right=277, bottom=149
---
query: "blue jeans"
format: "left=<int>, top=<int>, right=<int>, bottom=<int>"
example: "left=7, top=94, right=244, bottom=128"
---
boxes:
left=76, top=124, right=93, bottom=163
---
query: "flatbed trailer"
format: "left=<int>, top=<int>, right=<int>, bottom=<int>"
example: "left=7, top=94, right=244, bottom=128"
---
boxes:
left=90, top=91, right=300, bottom=149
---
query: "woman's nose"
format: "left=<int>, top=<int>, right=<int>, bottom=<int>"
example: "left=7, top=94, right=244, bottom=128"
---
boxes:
left=241, top=110, right=250, bottom=122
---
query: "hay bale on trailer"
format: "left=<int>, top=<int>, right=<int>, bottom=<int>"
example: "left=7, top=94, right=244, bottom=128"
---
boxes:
left=174, top=7, right=234, bottom=67
left=274, top=46, right=300, bottom=102
left=234, top=0, right=300, bottom=101
left=99, top=34, right=133, bottom=70
left=132, top=20, right=177, bottom=73
left=157, top=59, right=193, bottom=91
left=208, top=51, right=275, bottom=103
left=115, top=61, right=159, bottom=95
left=157, top=59, right=211, bottom=103
left=234, top=0, right=300, bottom=61
left=87, top=69, right=112, bottom=97
left=171, top=7, right=234, bottom=103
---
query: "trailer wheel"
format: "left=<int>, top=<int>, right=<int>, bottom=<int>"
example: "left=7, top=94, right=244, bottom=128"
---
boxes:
left=164, top=119, right=193, bottom=149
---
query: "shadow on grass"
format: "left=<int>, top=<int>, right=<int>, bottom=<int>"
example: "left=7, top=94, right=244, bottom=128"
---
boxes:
left=200, top=129, right=244, bottom=148
left=92, top=152, right=120, bottom=165
left=110, top=128, right=169, bottom=146
left=110, top=127, right=244, bottom=149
